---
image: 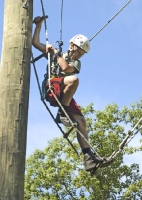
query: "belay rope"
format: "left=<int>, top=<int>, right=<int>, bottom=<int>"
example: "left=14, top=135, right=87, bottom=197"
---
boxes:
left=31, top=0, right=142, bottom=175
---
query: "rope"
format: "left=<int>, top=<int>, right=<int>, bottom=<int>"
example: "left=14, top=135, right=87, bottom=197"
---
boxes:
left=89, top=0, right=132, bottom=41
left=109, top=118, right=142, bottom=160
left=92, top=118, right=142, bottom=176
left=60, top=0, right=64, bottom=41
left=47, top=54, right=51, bottom=88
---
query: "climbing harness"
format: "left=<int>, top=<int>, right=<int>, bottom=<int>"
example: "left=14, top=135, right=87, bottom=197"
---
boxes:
left=31, top=0, right=142, bottom=175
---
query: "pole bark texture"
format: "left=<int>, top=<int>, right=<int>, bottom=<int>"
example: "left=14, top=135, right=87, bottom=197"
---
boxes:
left=0, top=0, right=33, bottom=199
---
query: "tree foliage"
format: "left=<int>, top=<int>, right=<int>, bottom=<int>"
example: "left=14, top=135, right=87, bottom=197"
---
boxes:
left=24, top=100, right=142, bottom=199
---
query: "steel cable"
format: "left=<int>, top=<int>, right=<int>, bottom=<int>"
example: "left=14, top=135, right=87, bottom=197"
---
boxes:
left=89, top=0, right=132, bottom=41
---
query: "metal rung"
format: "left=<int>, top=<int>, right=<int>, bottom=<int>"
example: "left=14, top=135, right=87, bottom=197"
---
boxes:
left=64, top=126, right=75, bottom=138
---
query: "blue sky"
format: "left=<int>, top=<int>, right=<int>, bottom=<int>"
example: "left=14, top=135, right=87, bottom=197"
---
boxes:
left=0, top=0, right=142, bottom=171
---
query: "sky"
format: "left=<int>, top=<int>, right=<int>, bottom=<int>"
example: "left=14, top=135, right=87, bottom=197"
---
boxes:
left=0, top=0, right=142, bottom=173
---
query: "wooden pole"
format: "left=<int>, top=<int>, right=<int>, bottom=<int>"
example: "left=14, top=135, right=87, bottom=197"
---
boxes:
left=0, top=0, right=33, bottom=199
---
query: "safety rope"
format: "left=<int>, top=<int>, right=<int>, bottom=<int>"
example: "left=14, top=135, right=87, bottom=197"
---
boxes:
left=89, top=0, right=132, bottom=41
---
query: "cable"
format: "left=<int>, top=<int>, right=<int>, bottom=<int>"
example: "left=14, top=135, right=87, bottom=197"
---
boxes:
left=89, top=0, right=132, bottom=41
left=60, top=0, right=64, bottom=41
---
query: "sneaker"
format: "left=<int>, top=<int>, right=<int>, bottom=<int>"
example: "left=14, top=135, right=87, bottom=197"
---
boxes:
left=84, top=151, right=102, bottom=171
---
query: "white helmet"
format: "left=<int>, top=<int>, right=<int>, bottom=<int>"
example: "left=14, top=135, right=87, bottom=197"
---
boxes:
left=69, top=34, right=90, bottom=53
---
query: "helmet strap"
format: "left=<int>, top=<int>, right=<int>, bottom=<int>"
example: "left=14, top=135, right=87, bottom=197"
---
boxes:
left=73, top=45, right=78, bottom=51
left=67, top=43, right=78, bottom=58
left=67, top=50, right=74, bottom=58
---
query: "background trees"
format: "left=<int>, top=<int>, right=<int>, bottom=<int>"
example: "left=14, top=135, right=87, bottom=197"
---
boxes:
left=24, top=101, right=142, bottom=200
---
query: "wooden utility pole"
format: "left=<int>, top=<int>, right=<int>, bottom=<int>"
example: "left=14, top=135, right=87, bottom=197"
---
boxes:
left=0, top=0, right=33, bottom=199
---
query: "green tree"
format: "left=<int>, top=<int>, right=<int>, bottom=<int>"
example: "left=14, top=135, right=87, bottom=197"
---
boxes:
left=24, top=100, right=142, bottom=200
